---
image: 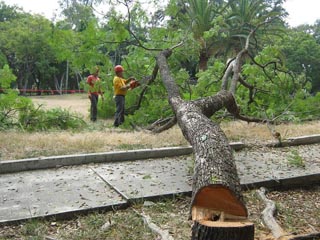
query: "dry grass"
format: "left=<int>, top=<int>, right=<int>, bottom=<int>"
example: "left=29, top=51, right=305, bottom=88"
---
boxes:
left=222, top=120, right=320, bottom=142
left=0, top=94, right=319, bottom=161
left=0, top=126, right=188, bottom=160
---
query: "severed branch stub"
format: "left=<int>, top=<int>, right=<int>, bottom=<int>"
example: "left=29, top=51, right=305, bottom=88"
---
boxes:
left=257, top=187, right=320, bottom=240
left=257, top=187, right=286, bottom=239
left=156, top=49, right=254, bottom=240
left=133, top=209, right=174, bottom=240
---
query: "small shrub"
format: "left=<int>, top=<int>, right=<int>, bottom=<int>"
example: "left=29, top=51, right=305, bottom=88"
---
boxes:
left=21, top=219, right=47, bottom=239
left=287, top=150, right=305, bottom=168
left=18, top=106, right=87, bottom=131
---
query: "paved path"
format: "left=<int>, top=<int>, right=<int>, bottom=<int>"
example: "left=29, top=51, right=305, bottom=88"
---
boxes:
left=0, top=139, right=319, bottom=224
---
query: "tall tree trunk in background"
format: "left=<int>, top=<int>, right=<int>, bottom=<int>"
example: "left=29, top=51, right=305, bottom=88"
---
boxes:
left=221, top=59, right=235, bottom=91
left=229, top=49, right=247, bottom=94
left=156, top=49, right=254, bottom=240
left=199, top=50, right=209, bottom=71
left=20, top=62, right=32, bottom=95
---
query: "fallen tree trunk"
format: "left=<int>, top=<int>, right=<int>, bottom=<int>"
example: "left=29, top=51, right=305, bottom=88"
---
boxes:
left=156, top=49, right=254, bottom=240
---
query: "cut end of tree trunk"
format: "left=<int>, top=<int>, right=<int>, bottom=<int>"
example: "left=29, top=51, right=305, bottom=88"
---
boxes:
left=191, top=185, right=248, bottom=221
left=197, top=220, right=254, bottom=228
left=191, top=185, right=254, bottom=240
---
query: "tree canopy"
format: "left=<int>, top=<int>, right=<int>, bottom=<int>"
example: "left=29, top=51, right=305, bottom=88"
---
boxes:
left=0, top=0, right=320, bottom=129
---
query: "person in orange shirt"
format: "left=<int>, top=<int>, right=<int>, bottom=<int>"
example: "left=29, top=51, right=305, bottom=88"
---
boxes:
left=113, top=65, right=138, bottom=127
left=86, top=67, right=103, bottom=122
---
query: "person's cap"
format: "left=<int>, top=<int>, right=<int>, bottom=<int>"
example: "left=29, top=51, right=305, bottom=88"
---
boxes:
left=114, top=65, right=124, bottom=73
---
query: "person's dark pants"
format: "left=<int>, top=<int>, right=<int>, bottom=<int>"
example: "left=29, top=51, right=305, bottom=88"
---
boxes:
left=90, top=94, right=99, bottom=121
left=114, top=95, right=125, bottom=127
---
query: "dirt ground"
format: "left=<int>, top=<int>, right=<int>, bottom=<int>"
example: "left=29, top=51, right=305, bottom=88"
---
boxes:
left=30, top=93, right=90, bottom=119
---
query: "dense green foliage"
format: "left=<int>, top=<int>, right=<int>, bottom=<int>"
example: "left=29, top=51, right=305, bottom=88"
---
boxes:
left=0, top=64, right=86, bottom=130
left=0, top=0, right=320, bottom=131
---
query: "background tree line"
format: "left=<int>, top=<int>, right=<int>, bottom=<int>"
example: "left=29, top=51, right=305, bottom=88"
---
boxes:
left=0, top=0, right=320, bottom=131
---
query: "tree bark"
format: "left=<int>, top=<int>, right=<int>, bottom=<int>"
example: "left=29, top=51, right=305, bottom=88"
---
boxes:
left=221, top=59, right=235, bottom=91
left=199, top=50, right=209, bottom=71
left=156, top=49, right=253, bottom=240
left=257, top=187, right=285, bottom=239
left=192, top=220, right=254, bottom=240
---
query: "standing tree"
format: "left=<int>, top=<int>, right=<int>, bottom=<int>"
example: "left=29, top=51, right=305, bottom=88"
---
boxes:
left=0, top=14, right=56, bottom=94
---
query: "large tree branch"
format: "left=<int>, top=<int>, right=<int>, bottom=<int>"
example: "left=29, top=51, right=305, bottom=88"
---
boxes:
left=221, top=58, right=235, bottom=91
left=127, top=43, right=183, bottom=116
left=156, top=49, right=181, bottom=101
left=191, top=90, right=268, bottom=123
left=192, top=90, right=239, bottom=117
left=227, top=20, right=278, bottom=95
left=146, top=116, right=177, bottom=133
left=257, top=187, right=285, bottom=239
left=229, top=48, right=248, bottom=94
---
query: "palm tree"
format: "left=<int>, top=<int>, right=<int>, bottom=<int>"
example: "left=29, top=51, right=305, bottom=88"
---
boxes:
left=171, top=0, right=286, bottom=72
left=221, top=0, right=286, bottom=93
left=175, top=0, right=228, bottom=71
left=226, top=0, right=286, bottom=52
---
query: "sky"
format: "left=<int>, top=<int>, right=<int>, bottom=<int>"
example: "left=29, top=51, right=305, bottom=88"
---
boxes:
left=2, top=0, right=320, bottom=27
left=283, top=0, right=319, bottom=26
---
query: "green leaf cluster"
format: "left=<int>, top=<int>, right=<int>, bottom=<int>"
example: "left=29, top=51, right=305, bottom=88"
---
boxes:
left=289, top=92, right=320, bottom=121
left=0, top=91, right=32, bottom=130
left=0, top=64, right=86, bottom=131
left=18, top=107, right=86, bottom=131
left=0, top=64, right=16, bottom=89
left=123, top=82, right=173, bottom=127
left=0, top=93, right=86, bottom=131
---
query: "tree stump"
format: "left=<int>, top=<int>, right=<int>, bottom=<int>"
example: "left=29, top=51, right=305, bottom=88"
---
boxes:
left=191, top=185, right=254, bottom=240
left=192, top=220, right=254, bottom=240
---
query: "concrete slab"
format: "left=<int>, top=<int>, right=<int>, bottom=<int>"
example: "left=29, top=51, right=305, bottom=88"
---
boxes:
left=92, top=156, right=193, bottom=200
left=0, top=166, right=126, bottom=223
left=235, top=144, right=320, bottom=187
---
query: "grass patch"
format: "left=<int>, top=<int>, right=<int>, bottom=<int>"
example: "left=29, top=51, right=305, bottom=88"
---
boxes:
left=21, top=219, right=47, bottom=239
left=43, top=210, right=156, bottom=240
left=287, top=150, right=306, bottom=168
